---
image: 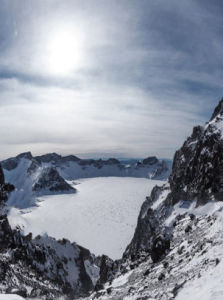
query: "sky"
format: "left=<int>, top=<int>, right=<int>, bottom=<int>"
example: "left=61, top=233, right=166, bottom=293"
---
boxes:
left=0, top=0, right=223, bottom=160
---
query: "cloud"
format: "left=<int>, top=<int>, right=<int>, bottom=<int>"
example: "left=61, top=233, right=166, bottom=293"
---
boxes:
left=0, top=0, right=223, bottom=159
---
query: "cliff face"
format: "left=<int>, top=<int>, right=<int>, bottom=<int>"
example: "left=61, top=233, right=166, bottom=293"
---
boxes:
left=124, top=98, right=223, bottom=261
left=0, top=164, right=14, bottom=203
left=0, top=165, right=4, bottom=185
left=169, top=98, right=223, bottom=206
left=83, top=99, right=223, bottom=300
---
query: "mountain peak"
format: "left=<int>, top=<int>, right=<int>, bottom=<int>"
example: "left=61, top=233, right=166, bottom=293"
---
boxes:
left=16, top=151, right=33, bottom=160
left=210, top=98, right=223, bottom=121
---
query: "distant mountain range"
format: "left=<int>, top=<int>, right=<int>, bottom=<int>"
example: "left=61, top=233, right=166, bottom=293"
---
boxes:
left=1, top=153, right=171, bottom=208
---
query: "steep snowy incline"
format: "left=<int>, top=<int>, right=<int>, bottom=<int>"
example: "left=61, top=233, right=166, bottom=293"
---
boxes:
left=8, top=177, right=163, bottom=259
left=81, top=98, right=223, bottom=300
left=82, top=201, right=223, bottom=300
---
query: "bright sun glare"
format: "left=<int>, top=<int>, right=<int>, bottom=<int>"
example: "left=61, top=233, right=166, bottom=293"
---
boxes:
left=47, top=29, right=82, bottom=76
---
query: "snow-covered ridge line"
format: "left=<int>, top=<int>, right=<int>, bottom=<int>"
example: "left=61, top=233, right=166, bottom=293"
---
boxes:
left=2, top=152, right=170, bottom=208
left=1, top=152, right=171, bottom=180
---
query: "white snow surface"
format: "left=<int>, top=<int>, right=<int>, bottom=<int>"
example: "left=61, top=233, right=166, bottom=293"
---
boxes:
left=8, top=177, right=162, bottom=259
left=82, top=200, right=223, bottom=300
left=0, top=295, right=24, bottom=300
left=176, top=259, right=223, bottom=300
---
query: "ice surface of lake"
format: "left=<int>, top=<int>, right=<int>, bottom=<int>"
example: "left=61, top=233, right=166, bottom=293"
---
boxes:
left=8, top=177, right=164, bottom=259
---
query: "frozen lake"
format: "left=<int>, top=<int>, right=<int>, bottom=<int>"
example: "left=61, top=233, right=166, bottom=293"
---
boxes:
left=8, top=177, right=164, bottom=259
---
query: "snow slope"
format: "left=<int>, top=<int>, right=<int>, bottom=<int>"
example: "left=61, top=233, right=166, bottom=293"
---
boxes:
left=8, top=177, right=163, bottom=259
left=176, top=260, right=223, bottom=300
left=0, top=295, right=24, bottom=300
left=82, top=198, right=223, bottom=300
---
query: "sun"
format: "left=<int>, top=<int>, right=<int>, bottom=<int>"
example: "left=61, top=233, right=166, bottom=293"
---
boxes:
left=47, top=29, right=82, bottom=76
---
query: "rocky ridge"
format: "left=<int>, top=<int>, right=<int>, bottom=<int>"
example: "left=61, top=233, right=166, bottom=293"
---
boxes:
left=2, top=153, right=170, bottom=208
left=1, top=153, right=171, bottom=181
left=81, top=99, right=223, bottom=299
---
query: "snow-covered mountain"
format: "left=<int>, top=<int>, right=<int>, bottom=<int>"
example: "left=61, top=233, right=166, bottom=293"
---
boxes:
left=81, top=98, right=223, bottom=300
left=2, top=153, right=76, bottom=208
left=2, top=152, right=170, bottom=180
left=1, top=153, right=170, bottom=208
left=2, top=99, right=223, bottom=299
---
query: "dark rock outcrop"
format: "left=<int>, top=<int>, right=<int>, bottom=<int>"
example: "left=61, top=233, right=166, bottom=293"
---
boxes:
left=0, top=213, right=99, bottom=298
left=32, top=167, right=76, bottom=193
left=168, top=99, right=223, bottom=206
left=35, top=153, right=62, bottom=164
left=0, top=164, right=14, bottom=203
left=1, top=152, right=32, bottom=171
left=95, top=255, right=118, bottom=288
left=142, top=156, right=159, bottom=165
left=123, top=184, right=171, bottom=261
left=124, top=98, right=223, bottom=267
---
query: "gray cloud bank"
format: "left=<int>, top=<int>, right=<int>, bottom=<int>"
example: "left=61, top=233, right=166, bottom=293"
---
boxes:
left=0, top=0, right=223, bottom=159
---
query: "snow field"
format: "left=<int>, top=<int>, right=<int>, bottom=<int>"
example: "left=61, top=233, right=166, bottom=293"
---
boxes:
left=8, top=177, right=163, bottom=259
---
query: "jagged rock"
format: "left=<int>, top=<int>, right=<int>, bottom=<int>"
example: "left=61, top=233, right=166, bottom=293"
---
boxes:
left=210, top=98, right=223, bottom=121
left=61, top=155, right=81, bottom=163
left=0, top=164, right=14, bottom=203
left=95, top=255, right=118, bottom=287
left=0, top=165, right=4, bottom=185
left=2, top=152, right=32, bottom=170
left=1, top=152, right=171, bottom=183
left=142, top=156, right=159, bottom=165
left=167, top=99, right=223, bottom=205
left=35, top=153, right=62, bottom=164
left=32, top=167, right=76, bottom=193
left=158, top=272, right=165, bottom=281
left=123, top=184, right=170, bottom=259
left=150, top=235, right=170, bottom=263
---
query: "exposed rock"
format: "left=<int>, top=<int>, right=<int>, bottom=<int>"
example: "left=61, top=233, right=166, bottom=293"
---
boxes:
left=0, top=164, right=14, bottom=203
left=150, top=235, right=170, bottom=263
left=142, top=156, right=159, bottom=165
left=123, top=184, right=170, bottom=259
left=35, top=153, right=62, bottom=164
left=168, top=99, right=223, bottom=205
left=32, top=167, right=76, bottom=193
left=1, top=152, right=171, bottom=181
left=95, top=255, right=118, bottom=287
